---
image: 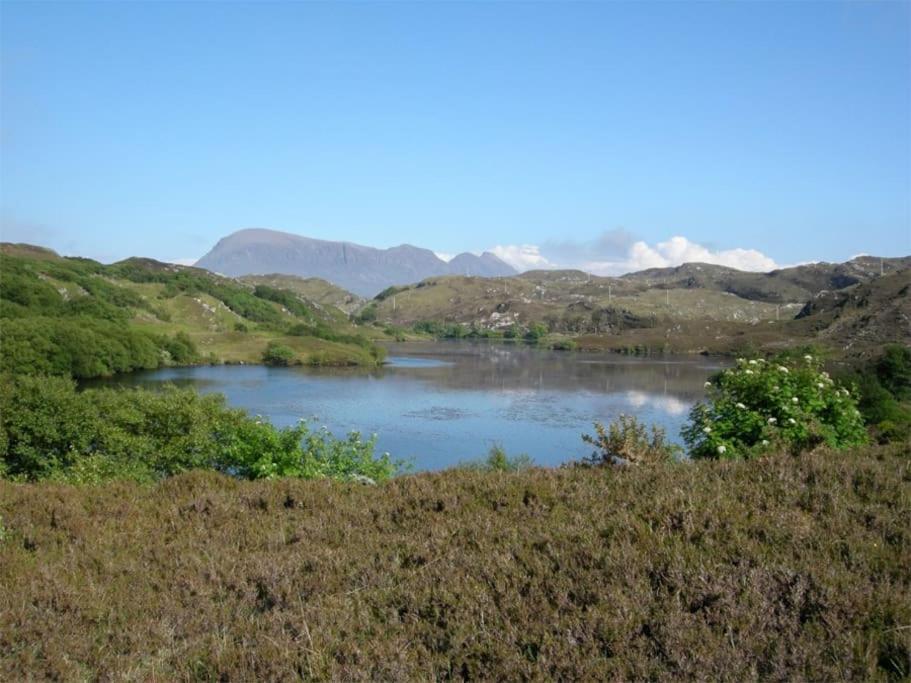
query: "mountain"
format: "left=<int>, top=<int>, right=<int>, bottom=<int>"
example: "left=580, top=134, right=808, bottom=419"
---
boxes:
left=195, top=229, right=516, bottom=297
left=621, top=256, right=911, bottom=303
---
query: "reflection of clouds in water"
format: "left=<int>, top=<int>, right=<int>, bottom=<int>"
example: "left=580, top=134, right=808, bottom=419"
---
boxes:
left=624, top=390, right=690, bottom=416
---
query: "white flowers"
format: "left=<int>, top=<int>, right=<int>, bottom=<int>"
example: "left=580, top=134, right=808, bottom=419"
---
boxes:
left=778, top=366, right=789, bottom=374
left=768, top=417, right=777, bottom=424
left=736, top=402, right=746, bottom=409
left=791, top=397, right=799, bottom=404
left=704, top=381, right=712, bottom=388
left=717, top=445, right=727, bottom=454
left=788, top=418, right=796, bottom=425
left=817, top=383, right=825, bottom=389
left=772, top=385, right=780, bottom=391
left=703, top=426, right=712, bottom=434
left=761, top=440, right=769, bottom=446
left=745, top=369, right=753, bottom=375
left=804, top=354, right=813, bottom=362
left=748, top=359, right=758, bottom=365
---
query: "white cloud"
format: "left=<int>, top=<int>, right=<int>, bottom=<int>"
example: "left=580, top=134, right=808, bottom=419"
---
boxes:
left=486, top=235, right=779, bottom=275
left=564, top=236, right=778, bottom=276
left=434, top=251, right=455, bottom=262
left=168, top=257, right=199, bottom=266
left=489, top=244, right=554, bottom=271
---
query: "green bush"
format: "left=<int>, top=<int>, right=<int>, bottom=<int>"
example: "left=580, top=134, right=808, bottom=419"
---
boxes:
left=683, top=354, right=867, bottom=459
left=458, top=444, right=533, bottom=472
left=354, top=303, right=378, bottom=324
left=262, top=342, right=297, bottom=366
left=0, top=375, right=402, bottom=483
left=582, top=415, right=678, bottom=465
left=839, top=345, right=911, bottom=443
left=524, top=322, right=548, bottom=341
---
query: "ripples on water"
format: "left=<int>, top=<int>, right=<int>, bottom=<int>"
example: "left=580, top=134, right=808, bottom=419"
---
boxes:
left=89, top=341, right=727, bottom=470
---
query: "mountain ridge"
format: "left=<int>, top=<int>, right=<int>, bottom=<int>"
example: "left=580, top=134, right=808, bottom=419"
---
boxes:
left=196, top=228, right=516, bottom=297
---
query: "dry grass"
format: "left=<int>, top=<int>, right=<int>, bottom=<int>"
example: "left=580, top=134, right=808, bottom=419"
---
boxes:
left=1, top=445, right=909, bottom=680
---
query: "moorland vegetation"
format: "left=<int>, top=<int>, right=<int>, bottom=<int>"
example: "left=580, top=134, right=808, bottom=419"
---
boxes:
left=0, top=243, right=909, bottom=679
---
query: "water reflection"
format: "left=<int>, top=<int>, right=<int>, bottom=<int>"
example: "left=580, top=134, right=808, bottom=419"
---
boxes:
left=88, top=341, right=726, bottom=470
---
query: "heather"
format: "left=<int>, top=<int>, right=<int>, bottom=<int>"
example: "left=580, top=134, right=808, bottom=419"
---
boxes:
left=1, top=445, right=908, bottom=680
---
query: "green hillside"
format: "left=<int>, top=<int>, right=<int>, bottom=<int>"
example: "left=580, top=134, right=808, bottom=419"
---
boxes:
left=357, top=262, right=909, bottom=356
left=0, top=243, right=382, bottom=377
left=240, top=273, right=363, bottom=315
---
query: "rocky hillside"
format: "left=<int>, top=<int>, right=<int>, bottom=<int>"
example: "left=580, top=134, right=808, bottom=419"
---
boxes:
left=195, top=228, right=515, bottom=297
left=795, top=269, right=911, bottom=355
left=622, top=256, right=911, bottom=303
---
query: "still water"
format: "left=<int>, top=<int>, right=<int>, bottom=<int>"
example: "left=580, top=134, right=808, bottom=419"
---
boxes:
left=91, top=342, right=726, bottom=470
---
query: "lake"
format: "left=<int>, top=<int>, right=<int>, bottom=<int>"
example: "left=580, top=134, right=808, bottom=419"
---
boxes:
left=90, top=342, right=727, bottom=470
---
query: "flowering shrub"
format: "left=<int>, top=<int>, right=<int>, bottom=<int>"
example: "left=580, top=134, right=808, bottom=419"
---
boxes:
left=683, top=354, right=867, bottom=459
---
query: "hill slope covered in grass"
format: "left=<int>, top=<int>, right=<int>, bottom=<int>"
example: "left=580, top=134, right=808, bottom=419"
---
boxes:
left=1, top=445, right=907, bottom=680
left=360, top=259, right=910, bottom=356
left=0, top=243, right=382, bottom=375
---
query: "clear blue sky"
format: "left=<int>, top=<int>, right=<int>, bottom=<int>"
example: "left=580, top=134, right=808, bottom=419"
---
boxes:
left=1, top=1, right=909, bottom=271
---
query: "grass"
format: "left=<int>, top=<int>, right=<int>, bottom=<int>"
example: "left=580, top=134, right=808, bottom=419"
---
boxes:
left=1, top=444, right=908, bottom=680
left=369, top=274, right=794, bottom=329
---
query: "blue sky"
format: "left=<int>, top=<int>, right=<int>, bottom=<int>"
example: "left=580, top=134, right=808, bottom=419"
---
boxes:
left=1, top=1, right=909, bottom=273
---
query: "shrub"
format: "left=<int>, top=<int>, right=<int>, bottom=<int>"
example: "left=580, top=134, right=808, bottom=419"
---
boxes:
left=262, top=342, right=297, bottom=366
left=839, top=345, right=911, bottom=444
left=582, top=415, right=677, bottom=465
left=524, top=322, right=548, bottom=341
left=354, top=303, right=378, bottom=324
left=161, top=331, right=199, bottom=364
left=0, top=375, right=403, bottom=483
left=458, top=444, right=533, bottom=472
left=683, top=354, right=867, bottom=459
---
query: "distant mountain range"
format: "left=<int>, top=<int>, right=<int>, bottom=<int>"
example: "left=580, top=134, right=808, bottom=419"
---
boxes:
left=195, top=229, right=516, bottom=297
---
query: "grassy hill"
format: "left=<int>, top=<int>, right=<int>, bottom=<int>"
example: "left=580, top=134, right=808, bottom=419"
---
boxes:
left=1, top=444, right=907, bottom=680
left=357, top=257, right=910, bottom=356
left=240, top=273, right=363, bottom=315
left=0, top=243, right=382, bottom=376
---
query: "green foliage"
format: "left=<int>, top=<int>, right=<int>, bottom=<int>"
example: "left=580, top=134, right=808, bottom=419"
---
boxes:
left=524, top=322, right=548, bottom=341
left=354, top=303, right=378, bottom=324
left=287, top=321, right=373, bottom=348
left=161, top=331, right=199, bottom=365
left=0, top=375, right=401, bottom=483
left=582, top=415, right=677, bottom=465
left=252, top=284, right=315, bottom=320
left=683, top=354, right=868, bottom=459
left=548, top=338, right=577, bottom=351
left=383, top=325, right=407, bottom=341
left=0, top=316, right=163, bottom=377
left=875, top=344, right=911, bottom=400
left=839, top=345, right=911, bottom=443
left=109, top=259, right=284, bottom=324
left=233, top=321, right=249, bottom=332
left=458, top=444, right=533, bottom=472
left=262, top=342, right=297, bottom=366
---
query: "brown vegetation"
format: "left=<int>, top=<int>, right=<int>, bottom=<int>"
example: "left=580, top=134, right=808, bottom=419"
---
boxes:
left=2, top=445, right=908, bottom=680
